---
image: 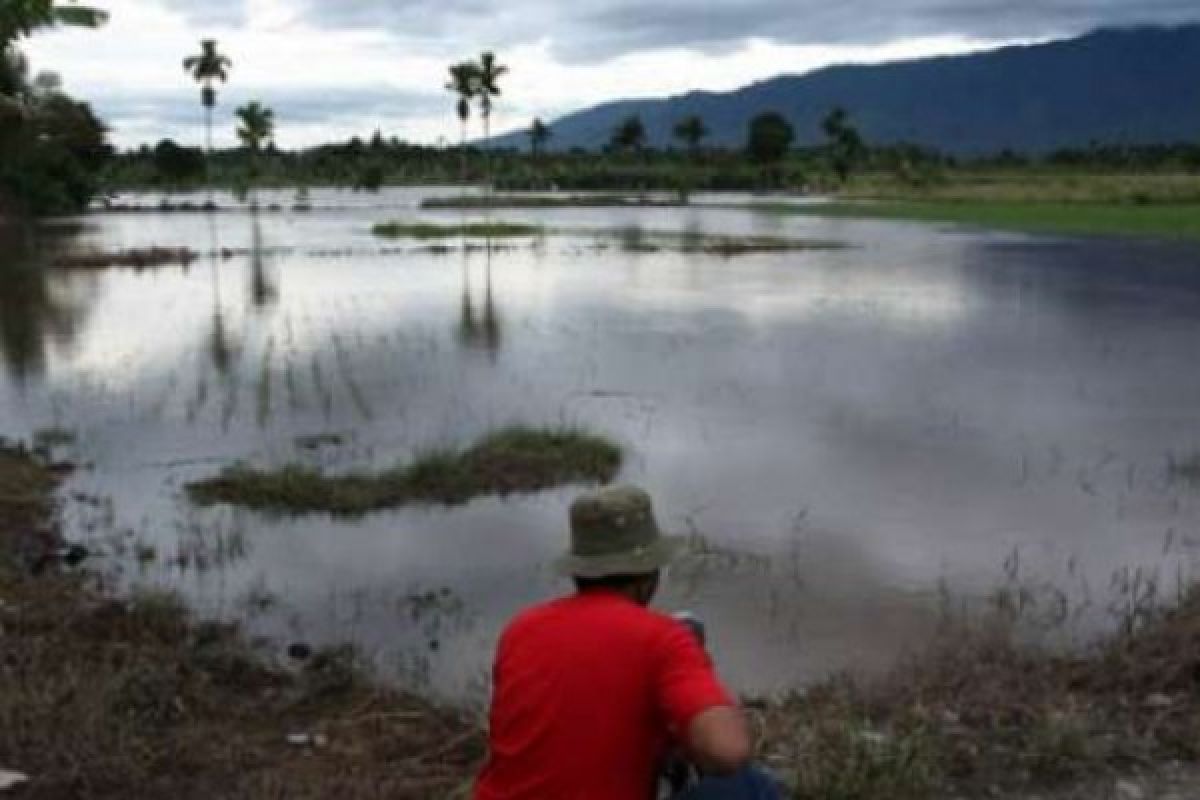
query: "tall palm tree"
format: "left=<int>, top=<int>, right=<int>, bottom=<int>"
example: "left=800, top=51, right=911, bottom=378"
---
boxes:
left=673, top=114, right=708, bottom=159
left=183, top=39, right=231, bottom=176
left=475, top=51, right=507, bottom=149
left=0, top=0, right=108, bottom=49
left=445, top=61, right=478, bottom=182
left=528, top=117, right=550, bottom=159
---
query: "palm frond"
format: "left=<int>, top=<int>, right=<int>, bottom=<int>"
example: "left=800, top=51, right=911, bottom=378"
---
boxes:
left=51, top=5, right=109, bottom=29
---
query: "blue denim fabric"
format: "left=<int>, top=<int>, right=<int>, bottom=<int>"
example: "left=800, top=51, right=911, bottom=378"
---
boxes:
left=675, top=766, right=783, bottom=799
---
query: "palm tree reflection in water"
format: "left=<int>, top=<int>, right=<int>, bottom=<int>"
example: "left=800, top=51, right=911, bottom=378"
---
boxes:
left=206, top=213, right=236, bottom=377
left=458, top=236, right=502, bottom=360
left=248, top=210, right=277, bottom=312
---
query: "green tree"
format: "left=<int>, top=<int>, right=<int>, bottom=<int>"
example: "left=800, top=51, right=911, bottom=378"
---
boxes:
left=822, top=106, right=866, bottom=183
left=2, top=1, right=106, bottom=135
left=746, top=111, right=794, bottom=189
left=472, top=51, right=506, bottom=188
left=153, top=139, right=205, bottom=187
left=0, top=0, right=108, bottom=48
left=746, top=111, right=793, bottom=165
left=445, top=61, right=479, bottom=181
left=235, top=101, right=274, bottom=151
left=0, top=3, right=108, bottom=216
left=673, top=114, right=708, bottom=157
left=475, top=51, right=508, bottom=148
left=182, top=39, right=231, bottom=163
left=235, top=101, right=274, bottom=204
left=528, top=117, right=551, bottom=158
left=610, top=114, right=646, bottom=154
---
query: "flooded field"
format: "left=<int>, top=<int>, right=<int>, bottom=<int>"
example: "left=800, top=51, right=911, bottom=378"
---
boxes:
left=3, top=187, right=1200, bottom=704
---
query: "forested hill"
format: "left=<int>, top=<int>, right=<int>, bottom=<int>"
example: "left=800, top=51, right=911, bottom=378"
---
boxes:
left=492, top=25, right=1200, bottom=155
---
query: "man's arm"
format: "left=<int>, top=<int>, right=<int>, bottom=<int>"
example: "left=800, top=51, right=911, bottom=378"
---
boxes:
left=685, top=705, right=752, bottom=775
left=655, top=622, right=753, bottom=775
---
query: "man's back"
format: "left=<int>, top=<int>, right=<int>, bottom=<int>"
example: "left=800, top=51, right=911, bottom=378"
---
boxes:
left=474, top=589, right=732, bottom=800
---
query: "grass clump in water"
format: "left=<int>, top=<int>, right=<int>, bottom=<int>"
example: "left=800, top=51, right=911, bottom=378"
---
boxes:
left=370, top=221, right=542, bottom=239
left=187, top=426, right=622, bottom=514
left=420, top=194, right=683, bottom=210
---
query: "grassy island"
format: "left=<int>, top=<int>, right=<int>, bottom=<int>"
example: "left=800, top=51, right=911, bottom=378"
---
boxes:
left=186, top=426, right=622, bottom=514
left=370, top=221, right=542, bottom=239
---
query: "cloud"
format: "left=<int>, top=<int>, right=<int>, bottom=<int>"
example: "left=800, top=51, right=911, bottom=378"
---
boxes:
left=288, top=0, right=1200, bottom=62
left=150, top=0, right=247, bottom=28
left=24, top=0, right=1200, bottom=147
left=85, top=86, right=447, bottom=148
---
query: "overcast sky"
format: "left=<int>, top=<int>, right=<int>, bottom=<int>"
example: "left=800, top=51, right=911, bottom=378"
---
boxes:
left=21, top=0, right=1200, bottom=149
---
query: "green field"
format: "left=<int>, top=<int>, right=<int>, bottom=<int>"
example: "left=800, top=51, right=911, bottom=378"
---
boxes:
left=775, top=199, right=1200, bottom=241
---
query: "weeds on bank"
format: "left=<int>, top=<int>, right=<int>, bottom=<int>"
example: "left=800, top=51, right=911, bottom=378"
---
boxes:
left=370, top=221, right=542, bottom=239
left=758, top=572, right=1200, bottom=799
left=0, top=444, right=482, bottom=799
left=186, top=425, right=622, bottom=514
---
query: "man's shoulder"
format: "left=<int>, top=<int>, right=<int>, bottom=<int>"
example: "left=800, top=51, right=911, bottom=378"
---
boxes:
left=502, top=593, right=680, bottom=642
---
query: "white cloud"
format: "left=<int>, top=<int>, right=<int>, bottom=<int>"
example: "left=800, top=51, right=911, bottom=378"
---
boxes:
left=19, top=0, right=1197, bottom=149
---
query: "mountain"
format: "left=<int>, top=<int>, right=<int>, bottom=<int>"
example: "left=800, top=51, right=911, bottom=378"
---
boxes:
left=492, top=26, right=1200, bottom=155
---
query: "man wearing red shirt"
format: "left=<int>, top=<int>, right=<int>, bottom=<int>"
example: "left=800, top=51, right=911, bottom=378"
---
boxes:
left=475, top=485, right=781, bottom=800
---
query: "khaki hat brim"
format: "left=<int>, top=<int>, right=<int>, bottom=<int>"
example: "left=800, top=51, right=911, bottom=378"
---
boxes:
left=553, top=534, right=687, bottom=578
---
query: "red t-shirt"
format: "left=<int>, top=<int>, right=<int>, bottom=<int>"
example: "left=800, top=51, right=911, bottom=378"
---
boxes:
left=474, top=590, right=734, bottom=800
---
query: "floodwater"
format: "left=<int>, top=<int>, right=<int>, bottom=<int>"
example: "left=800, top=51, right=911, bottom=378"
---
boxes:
left=3, top=187, right=1200, bottom=704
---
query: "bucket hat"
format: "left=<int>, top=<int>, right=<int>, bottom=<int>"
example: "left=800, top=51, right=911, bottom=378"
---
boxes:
left=554, top=485, right=684, bottom=578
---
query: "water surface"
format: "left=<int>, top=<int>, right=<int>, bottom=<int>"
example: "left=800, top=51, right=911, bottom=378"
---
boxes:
left=3, top=187, right=1200, bottom=703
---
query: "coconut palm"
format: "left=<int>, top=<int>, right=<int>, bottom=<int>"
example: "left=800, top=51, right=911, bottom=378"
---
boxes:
left=528, top=117, right=551, bottom=158
left=673, top=114, right=708, bottom=158
left=0, top=0, right=109, bottom=49
left=183, top=39, right=231, bottom=160
left=475, top=51, right=507, bottom=148
left=445, top=61, right=479, bottom=182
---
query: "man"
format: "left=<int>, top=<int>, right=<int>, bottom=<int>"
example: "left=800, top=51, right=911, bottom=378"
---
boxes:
left=475, top=485, right=780, bottom=800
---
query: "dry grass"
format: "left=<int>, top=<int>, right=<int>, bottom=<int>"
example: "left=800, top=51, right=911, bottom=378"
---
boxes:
left=0, top=444, right=483, bottom=800
left=758, top=587, right=1200, bottom=798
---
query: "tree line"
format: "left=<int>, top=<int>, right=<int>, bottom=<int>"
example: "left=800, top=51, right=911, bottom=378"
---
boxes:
left=7, top=13, right=1200, bottom=213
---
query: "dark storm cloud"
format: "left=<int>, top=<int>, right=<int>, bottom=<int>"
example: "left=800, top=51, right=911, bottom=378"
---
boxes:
left=290, top=0, right=1200, bottom=61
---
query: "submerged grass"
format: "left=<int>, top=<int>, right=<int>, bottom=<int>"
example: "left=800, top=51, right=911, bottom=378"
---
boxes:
left=370, top=221, right=543, bottom=239
left=187, top=426, right=622, bottom=514
left=420, top=194, right=685, bottom=210
left=779, top=199, right=1200, bottom=241
left=51, top=246, right=197, bottom=269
